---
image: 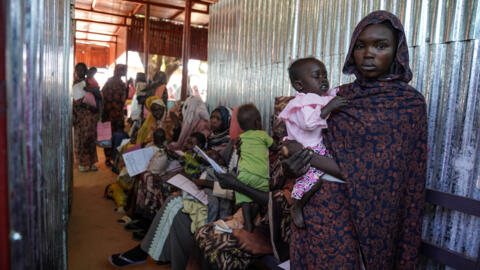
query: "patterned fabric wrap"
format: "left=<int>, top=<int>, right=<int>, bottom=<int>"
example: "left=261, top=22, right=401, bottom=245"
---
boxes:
left=291, top=11, right=428, bottom=269
left=135, top=173, right=167, bottom=220
left=194, top=210, right=270, bottom=270
left=72, top=81, right=99, bottom=166
left=135, top=168, right=182, bottom=220
left=291, top=145, right=328, bottom=200
left=101, top=76, right=127, bottom=130
left=271, top=96, right=295, bottom=143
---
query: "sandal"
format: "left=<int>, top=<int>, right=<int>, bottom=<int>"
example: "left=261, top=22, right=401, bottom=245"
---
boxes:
left=108, top=253, right=146, bottom=268
left=78, top=165, right=89, bottom=172
left=125, top=221, right=145, bottom=232
left=117, top=215, right=132, bottom=225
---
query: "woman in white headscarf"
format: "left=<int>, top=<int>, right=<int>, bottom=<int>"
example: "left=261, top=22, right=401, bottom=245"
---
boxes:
left=167, top=96, right=211, bottom=150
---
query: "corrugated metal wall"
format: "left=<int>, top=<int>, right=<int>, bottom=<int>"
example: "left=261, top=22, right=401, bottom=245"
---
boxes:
left=5, top=0, right=74, bottom=269
left=207, top=0, right=480, bottom=268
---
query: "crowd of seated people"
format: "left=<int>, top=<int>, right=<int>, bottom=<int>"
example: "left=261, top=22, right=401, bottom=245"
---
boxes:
left=103, top=72, right=294, bottom=270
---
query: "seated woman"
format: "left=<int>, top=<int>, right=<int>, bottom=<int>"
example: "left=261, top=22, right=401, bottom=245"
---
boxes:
left=133, top=128, right=170, bottom=222
left=112, top=96, right=167, bottom=216
left=136, top=96, right=167, bottom=146
left=168, top=96, right=211, bottom=150
left=207, top=106, right=231, bottom=151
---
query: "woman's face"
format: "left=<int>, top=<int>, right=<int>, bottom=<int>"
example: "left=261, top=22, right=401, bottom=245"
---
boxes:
left=210, top=111, right=223, bottom=133
left=150, top=104, right=165, bottom=120
left=353, top=24, right=396, bottom=80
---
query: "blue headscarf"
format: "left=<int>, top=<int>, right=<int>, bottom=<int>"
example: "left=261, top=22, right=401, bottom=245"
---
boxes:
left=212, top=106, right=231, bottom=133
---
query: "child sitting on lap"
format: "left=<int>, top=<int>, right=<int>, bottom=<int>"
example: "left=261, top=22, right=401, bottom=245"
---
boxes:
left=279, top=57, right=347, bottom=228
left=236, top=104, right=275, bottom=232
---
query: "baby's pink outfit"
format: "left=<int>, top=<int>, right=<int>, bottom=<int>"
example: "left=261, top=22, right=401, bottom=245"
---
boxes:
left=278, top=88, right=338, bottom=200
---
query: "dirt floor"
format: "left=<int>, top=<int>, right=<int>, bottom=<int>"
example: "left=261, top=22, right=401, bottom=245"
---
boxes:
left=68, top=147, right=169, bottom=270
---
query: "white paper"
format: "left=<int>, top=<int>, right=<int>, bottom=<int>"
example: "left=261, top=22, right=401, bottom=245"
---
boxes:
left=193, top=145, right=226, bottom=173
left=122, top=147, right=154, bottom=176
left=117, top=138, right=131, bottom=152
left=166, top=160, right=182, bottom=172
left=278, top=260, right=290, bottom=270
left=167, top=174, right=208, bottom=205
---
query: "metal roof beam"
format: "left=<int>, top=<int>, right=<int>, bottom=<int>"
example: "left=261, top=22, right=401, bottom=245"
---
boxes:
left=123, top=0, right=209, bottom=15
left=131, top=3, right=143, bottom=15
left=75, top=30, right=118, bottom=37
left=75, top=18, right=128, bottom=27
left=169, top=10, right=183, bottom=20
left=75, top=38, right=117, bottom=43
left=75, top=7, right=129, bottom=18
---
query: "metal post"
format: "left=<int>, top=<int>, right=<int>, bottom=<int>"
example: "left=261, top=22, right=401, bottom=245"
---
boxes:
left=180, top=0, right=192, bottom=101
left=125, top=27, right=129, bottom=75
left=143, top=3, right=150, bottom=79
left=114, top=40, right=118, bottom=69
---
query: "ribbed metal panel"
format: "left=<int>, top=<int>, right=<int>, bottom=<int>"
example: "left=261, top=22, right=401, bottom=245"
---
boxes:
left=207, top=0, right=480, bottom=268
left=5, top=0, right=74, bottom=269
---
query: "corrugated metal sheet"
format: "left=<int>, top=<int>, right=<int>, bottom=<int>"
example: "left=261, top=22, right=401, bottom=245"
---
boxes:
left=207, top=0, right=480, bottom=268
left=5, top=0, right=74, bottom=269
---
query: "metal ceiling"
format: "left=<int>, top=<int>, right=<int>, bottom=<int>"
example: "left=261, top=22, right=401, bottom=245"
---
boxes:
left=74, top=0, right=217, bottom=47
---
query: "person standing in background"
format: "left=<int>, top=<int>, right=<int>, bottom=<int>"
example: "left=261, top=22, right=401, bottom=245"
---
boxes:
left=101, top=64, right=127, bottom=167
left=72, top=63, right=99, bottom=172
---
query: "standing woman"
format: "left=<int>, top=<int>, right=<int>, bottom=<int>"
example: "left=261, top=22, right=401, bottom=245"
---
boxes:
left=72, top=62, right=99, bottom=172
left=286, top=11, right=427, bottom=269
left=102, top=64, right=127, bottom=166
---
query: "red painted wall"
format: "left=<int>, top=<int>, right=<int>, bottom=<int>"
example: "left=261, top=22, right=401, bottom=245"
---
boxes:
left=0, top=0, right=11, bottom=268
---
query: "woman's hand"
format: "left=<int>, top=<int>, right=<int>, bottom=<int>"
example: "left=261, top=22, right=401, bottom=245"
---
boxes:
left=282, top=140, right=303, bottom=157
left=282, top=148, right=313, bottom=178
left=206, top=149, right=225, bottom=166
left=214, top=172, right=239, bottom=190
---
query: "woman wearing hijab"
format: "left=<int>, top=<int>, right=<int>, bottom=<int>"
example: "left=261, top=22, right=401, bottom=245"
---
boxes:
left=168, top=96, right=211, bottom=150
left=207, top=106, right=232, bottom=151
left=72, top=62, right=100, bottom=172
left=284, top=11, right=427, bottom=269
left=136, top=96, right=167, bottom=145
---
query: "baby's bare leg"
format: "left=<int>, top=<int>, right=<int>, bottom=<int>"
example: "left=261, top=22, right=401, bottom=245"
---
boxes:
left=242, top=202, right=260, bottom=232
left=291, top=180, right=323, bottom=229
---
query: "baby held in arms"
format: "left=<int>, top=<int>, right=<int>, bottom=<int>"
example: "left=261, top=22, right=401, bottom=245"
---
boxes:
left=279, top=57, right=347, bottom=228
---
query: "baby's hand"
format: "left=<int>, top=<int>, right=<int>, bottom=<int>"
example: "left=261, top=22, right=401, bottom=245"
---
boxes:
left=321, top=96, right=348, bottom=118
